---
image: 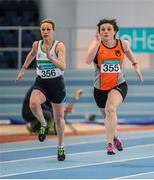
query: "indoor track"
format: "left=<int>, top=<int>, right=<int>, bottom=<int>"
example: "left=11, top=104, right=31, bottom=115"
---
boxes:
left=0, top=130, right=154, bottom=179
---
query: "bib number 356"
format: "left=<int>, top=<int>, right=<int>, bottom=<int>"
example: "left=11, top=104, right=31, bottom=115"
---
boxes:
left=41, top=69, right=56, bottom=78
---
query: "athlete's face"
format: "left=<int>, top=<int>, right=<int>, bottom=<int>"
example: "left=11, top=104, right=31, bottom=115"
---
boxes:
left=99, top=23, right=116, bottom=40
left=40, top=23, right=54, bottom=39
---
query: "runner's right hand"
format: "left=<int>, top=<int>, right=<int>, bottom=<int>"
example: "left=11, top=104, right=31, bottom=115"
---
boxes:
left=16, top=68, right=25, bottom=81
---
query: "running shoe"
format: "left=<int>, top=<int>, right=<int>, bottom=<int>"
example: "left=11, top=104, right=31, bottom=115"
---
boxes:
left=38, top=126, right=48, bottom=142
left=57, top=146, right=66, bottom=161
left=114, top=137, right=123, bottom=151
left=106, top=143, right=115, bottom=155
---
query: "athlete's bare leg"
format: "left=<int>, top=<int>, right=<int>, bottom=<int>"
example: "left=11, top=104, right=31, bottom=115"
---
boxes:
left=100, top=108, right=118, bottom=140
left=29, top=89, right=47, bottom=126
left=51, top=103, right=65, bottom=147
left=104, top=89, right=122, bottom=144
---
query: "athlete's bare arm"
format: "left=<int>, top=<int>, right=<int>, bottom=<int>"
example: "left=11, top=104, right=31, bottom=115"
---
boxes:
left=45, top=40, right=66, bottom=71
left=16, top=41, right=38, bottom=81
left=86, top=27, right=101, bottom=64
left=122, top=40, right=143, bottom=82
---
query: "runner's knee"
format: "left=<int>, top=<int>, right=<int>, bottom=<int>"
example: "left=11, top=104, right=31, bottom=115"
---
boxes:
left=29, top=100, right=39, bottom=110
left=105, top=105, right=116, bottom=116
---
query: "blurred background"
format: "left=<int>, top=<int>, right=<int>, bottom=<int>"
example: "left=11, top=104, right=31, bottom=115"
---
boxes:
left=0, top=0, right=154, bottom=126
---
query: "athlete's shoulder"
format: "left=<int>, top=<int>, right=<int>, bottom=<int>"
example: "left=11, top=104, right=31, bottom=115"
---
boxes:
left=55, top=40, right=65, bottom=47
left=121, top=39, right=129, bottom=45
left=54, top=40, right=65, bottom=56
left=120, top=39, right=130, bottom=52
left=55, top=41, right=65, bottom=51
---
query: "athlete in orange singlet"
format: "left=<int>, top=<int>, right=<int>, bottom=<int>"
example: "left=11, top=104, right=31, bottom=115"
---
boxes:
left=86, top=19, right=143, bottom=155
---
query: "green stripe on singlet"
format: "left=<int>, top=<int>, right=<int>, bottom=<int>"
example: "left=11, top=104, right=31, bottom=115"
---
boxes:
left=37, top=60, right=56, bottom=70
left=36, top=60, right=52, bottom=64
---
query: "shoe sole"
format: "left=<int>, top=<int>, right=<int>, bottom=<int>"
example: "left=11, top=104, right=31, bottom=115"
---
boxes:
left=117, top=147, right=123, bottom=151
left=58, top=155, right=66, bottom=161
left=38, top=135, right=46, bottom=142
left=107, top=151, right=115, bottom=155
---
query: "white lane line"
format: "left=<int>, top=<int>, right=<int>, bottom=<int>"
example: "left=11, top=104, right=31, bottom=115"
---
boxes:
left=112, top=171, right=154, bottom=179
left=1, top=143, right=154, bottom=164
left=1, top=134, right=154, bottom=153
left=1, top=129, right=153, bottom=151
left=0, top=155, right=154, bottom=178
left=0, top=139, right=102, bottom=153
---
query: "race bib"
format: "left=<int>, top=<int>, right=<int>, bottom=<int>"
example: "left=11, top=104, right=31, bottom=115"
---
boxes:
left=101, top=60, right=121, bottom=73
left=37, top=65, right=63, bottom=78
left=39, top=69, right=57, bottom=78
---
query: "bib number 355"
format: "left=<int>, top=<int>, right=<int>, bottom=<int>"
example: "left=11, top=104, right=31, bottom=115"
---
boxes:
left=101, top=64, right=121, bottom=73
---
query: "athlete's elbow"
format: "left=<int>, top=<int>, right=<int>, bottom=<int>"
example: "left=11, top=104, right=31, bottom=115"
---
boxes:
left=61, top=64, right=66, bottom=71
left=86, top=58, right=92, bottom=65
left=86, top=61, right=91, bottom=65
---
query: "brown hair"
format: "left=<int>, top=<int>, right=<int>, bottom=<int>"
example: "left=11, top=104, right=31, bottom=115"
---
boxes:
left=40, top=19, right=55, bottom=31
left=97, top=19, right=119, bottom=34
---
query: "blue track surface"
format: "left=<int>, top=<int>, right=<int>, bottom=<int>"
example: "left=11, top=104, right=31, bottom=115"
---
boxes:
left=0, top=130, right=154, bottom=179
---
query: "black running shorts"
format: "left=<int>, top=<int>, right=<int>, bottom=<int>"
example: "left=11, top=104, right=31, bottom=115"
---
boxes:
left=33, top=75, right=66, bottom=104
left=94, top=82, right=128, bottom=108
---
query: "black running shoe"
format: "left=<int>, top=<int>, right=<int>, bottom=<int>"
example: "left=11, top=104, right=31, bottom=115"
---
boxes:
left=38, top=126, right=48, bottom=142
left=57, top=147, right=66, bottom=161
